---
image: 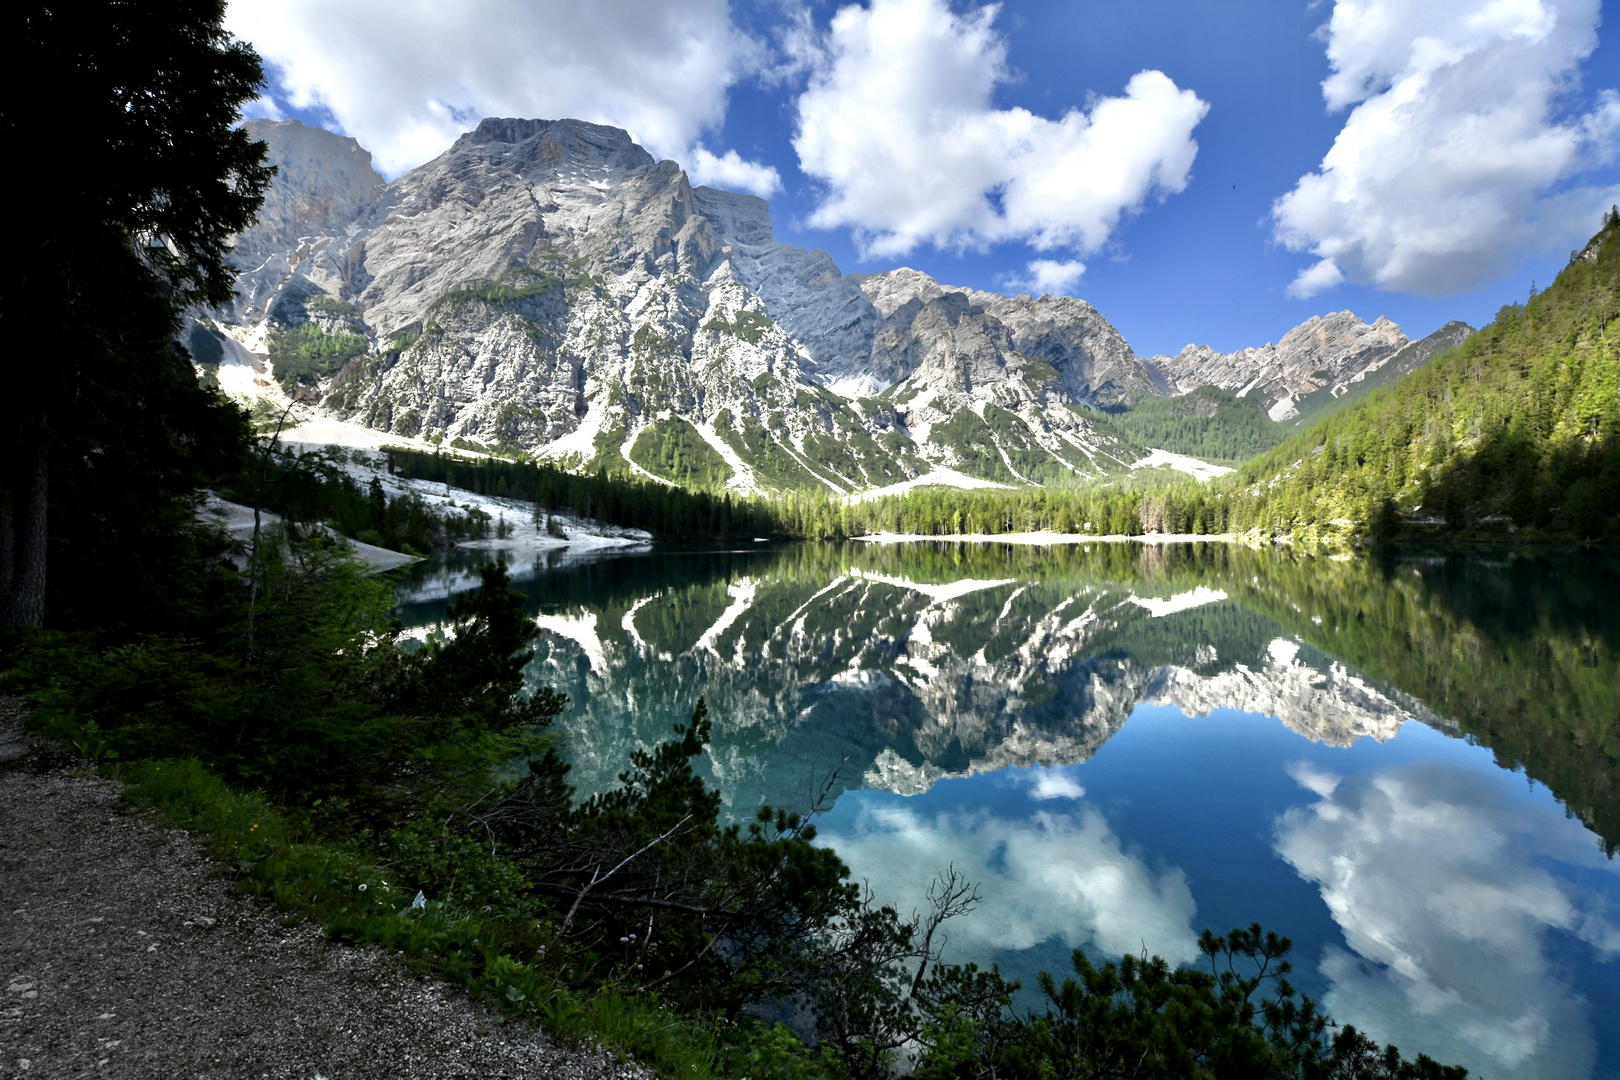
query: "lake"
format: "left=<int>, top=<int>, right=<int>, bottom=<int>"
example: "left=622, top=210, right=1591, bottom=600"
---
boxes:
left=394, top=541, right=1620, bottom=1080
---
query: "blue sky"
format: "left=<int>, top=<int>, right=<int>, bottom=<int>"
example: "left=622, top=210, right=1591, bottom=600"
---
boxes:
left=230, top=0, right=1620, bottom=356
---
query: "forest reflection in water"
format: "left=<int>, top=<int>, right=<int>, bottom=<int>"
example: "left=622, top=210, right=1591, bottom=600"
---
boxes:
left=393, top=541, right=1620, bottom=1079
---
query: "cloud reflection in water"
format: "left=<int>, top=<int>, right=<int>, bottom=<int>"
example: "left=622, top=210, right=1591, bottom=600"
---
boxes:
left=1275, top=761, right=1620, bottom=1080
left=820, top=783, right=1200, bottom=967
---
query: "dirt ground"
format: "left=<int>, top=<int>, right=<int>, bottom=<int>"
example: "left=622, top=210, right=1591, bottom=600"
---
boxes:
left=0, top=703, right=652, bottom=1080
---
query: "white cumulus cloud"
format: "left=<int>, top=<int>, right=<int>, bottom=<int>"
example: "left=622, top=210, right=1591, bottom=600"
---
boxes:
left=1005, top=259, right=1088, bottom=297
left=1275, top=761, right=1620, bottom=1079
left=1026, top=766, right=1086, bottom=800
left=793, top=0, right=1208, bottom=260
left=820, top=801, right=1199, bottom=965
left=1284, top=257, right=1345, bottom=300
left=1275, top=0, right=1620, bottom=299
left=225, top=0, right=767, bottom=178
left=688, top=146, right=783, bottom=198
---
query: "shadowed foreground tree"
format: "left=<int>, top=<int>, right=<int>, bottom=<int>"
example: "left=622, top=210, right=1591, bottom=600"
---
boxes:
left=0, top=1, right=272, bottom=627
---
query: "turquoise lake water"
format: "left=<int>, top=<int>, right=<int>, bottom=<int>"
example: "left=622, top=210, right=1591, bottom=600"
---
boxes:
left=394, top=541, right=1620, bottom=1079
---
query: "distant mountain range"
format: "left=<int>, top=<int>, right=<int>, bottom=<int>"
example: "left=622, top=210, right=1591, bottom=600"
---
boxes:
left=205, top=117, right=1473, bottom=491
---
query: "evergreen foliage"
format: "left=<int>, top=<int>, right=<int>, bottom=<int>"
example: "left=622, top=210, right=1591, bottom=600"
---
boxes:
left=928, top=410, right=1022, bottom=485
left=268, top=322, right=371, bottom=391
left=1086, top=386, right=1287, bottom=465
left=704, top=309, right=776, bottom=344
left=774, top=482, right=1225, bottom=540
left=7, top=544, right=561, bottom=809
left=630, top=417, right=734, bottom=490
left=713, top=410, right=825, bottom=491
left=1218, top=219, right=1620, bottom=541
left=0, top=3, right=1496, bottom=1074
left=186, top=323, right=226, bottom=367
left=216, top=445, right=496, bottom=556
left=2, top=0, right=272, bottom=626
left=8, top=2, right=273, bottom=310
left=431, top=266, right=576, bottom=312
left=983, top=404, right=1092, bottom=482
left=4, top=538, right=1468, bottom=1079
left=370, top=216, right=1620, bottom=546
left=813, top=220, right=1620, bottom=545
left=383, top=445, right=780, bottom=539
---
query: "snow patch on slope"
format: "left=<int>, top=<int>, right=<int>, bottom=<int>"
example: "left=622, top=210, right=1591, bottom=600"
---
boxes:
left=1131, top=448, right=1233, bottom=482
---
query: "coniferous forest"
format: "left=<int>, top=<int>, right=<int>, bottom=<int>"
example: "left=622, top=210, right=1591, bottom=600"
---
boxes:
left=230, top=220, right=1620, bottom=554
left=1084, top=386, right=1289, bottom=465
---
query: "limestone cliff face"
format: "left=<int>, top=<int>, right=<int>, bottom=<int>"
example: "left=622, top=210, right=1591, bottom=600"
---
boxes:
left=1144, top=311, right=1409, bottom=422
left=852, top=271, right=1153, bottom=478
left=214, top=117, right=1155, bottom=490
left=216, top=117, right=1449, bottom=490
left=226, top=119, right=386, bottom=325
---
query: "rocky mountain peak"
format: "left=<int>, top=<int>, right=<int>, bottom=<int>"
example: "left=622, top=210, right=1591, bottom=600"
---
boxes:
left=1146, top=309, right=1409, bottom=422
left=856, top=267, right=954, bottom=318
left=237, top=119, right=385, bottom=251
left=450, top=116, right=657, bottom=180
left=213, top=116, right=1461, bottom=493
left=226, top=119, right=387, bottom=324
left=691, top=187, right=775, bottom=246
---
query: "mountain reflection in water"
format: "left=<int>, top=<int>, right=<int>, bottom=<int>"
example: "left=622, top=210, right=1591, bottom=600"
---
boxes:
left=393, top=542, right=1620, bottom=1080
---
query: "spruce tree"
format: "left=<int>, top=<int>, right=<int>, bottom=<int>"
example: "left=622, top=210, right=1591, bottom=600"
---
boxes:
left=1, top=2, right=273, bottom=627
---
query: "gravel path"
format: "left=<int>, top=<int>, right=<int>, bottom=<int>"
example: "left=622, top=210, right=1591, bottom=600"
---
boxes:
left=0, top=704, right=652, bottom=1080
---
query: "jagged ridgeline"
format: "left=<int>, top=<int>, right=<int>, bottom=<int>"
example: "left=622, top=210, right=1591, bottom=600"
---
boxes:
left=1227, top=217, right=1620, bottom=541
left=216, top=118, right=1169, bottom=493
left=212, top=117, right=1468, bottom=495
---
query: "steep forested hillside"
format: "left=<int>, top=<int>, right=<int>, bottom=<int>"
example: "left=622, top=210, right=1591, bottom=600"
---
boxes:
left=1225, top=217, right=1620, bottom=541
left=1084, top=385, right=1286, bottom=464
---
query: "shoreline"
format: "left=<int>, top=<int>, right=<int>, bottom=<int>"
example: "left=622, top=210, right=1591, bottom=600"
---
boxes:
left=199, top=493, right=422, bottom=573
left=853, top=529, right=1260, bottom=546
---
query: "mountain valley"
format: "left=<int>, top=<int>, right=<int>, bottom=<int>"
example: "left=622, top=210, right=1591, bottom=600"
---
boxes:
left=207, top=117, right=1471, bottom=494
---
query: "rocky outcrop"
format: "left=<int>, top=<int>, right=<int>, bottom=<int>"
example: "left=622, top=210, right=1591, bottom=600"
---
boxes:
left=1145, top=311, right=1409, bottom=422
left=1283, top=320, right=1475, bottom=428
left=854, top=272, right=1153, bottom=478
left=212, top=118, right=1157, bottom=491
left=225, top=120, right=386, bottom=325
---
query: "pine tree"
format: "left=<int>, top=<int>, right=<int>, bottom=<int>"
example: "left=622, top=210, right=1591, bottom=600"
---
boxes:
left=1, top=2, right=273, bottom=626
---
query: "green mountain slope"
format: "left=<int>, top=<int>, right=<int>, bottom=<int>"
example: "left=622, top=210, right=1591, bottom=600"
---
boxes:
left=1228, top=218, right=1620, bottom=541
left=1083, top=385, right=1287, bottom=465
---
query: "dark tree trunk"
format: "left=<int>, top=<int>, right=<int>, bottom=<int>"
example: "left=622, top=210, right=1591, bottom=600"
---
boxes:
left=0, top=430, right=47, bottom=628
left=0, top=466, right=13, bottom=617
